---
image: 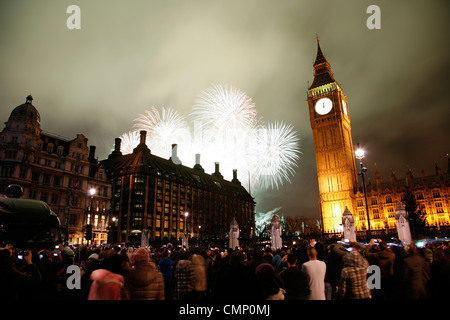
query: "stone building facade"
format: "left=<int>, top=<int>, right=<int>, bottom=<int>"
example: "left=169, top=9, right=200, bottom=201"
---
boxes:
left=0, top=95, right=112, bottom=244
left=102, top=131, right=255, bottom=245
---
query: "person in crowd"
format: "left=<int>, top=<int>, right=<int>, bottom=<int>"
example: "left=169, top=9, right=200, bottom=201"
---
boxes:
left=247, top=246, right=266, bottom=275
left=255, top=263, right=285, bottom=300
left=280, top=253, right=310, bottom=300
left=36, top=249, right=59, bottom=299
left=301, top=246, right=327, bottom=300
left=79, top=255, right=101, bottom=300
left=401, top=244, right=430, bottom=299
left=122, top=247, right=165, bottom=300
left=88, top=250, right=125, bottom=300
left=429, top=247, right=450, bottom=299
left=262, top=250, right=274, bottom=265
left=174, top=251, right=196, bottom=300
left=189, top=253, right=207, bottom=299
left=214, top=251, right=262, bottom=300
left=338, top=241, right=371, bottom=300
left=272, top=249, right=283, bottom=271
left=0, top=247, right=42, bottom=300
left=158, top=249, right=174, bottom=300
left=364, top=238, right=396, bottom=300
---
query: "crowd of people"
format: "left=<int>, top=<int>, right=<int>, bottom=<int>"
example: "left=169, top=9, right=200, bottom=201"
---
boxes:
left=1, top=238, right=449, bottom=301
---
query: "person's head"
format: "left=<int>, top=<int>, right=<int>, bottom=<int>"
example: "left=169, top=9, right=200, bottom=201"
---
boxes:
left=251, top=246, right=263, bottom=259
left=229, top=251, right=245, bottom=268
left=132, top=247, right=151, bottom=267
left=307, top=246, right=317, bottom=260
left=379, top=241, right=388, bottom=250
left=287, top=253, right=297, bottom=267
left=255, top=263, right=283, bottom=297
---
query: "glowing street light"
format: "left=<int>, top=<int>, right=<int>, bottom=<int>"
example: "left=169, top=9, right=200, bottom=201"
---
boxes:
left=355, top=147, right=365, bottom=160
left=88, top=188, right=96, bottom=197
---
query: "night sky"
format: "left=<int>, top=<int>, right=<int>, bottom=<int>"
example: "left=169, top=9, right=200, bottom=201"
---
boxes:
left=1, top=1, right=449, bottom=220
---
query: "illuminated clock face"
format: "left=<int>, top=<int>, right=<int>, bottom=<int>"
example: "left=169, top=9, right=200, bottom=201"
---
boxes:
left=342, top=99, right=348, bottom=115
left=315, top=98, right=333, bottom=115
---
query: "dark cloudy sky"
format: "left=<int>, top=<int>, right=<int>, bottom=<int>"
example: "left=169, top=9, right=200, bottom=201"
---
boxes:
left=1, top=0, right=449, bottom=220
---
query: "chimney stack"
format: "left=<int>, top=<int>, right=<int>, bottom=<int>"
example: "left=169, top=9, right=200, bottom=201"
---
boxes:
left=89, top=146, right=96, bottom=161
left=170, top=144, right=182, bottom=165
left=193, top=154, right=204, bottom=172
left=213, top=162, right=223, bottom=179
left=114, top=138, right=122, bottom=153
left=139, top=130, right=146, bottom=145
left=232, top=169, right=241, bottom=185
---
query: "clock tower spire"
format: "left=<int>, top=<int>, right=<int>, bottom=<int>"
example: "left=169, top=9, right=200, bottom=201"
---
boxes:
left=307, top=40, right=359, bottom=234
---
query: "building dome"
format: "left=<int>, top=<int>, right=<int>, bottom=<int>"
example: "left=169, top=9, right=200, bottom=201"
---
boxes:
left=9, top=95, right=41, bottom=123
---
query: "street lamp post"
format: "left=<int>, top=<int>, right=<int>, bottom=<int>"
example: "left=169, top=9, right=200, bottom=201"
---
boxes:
left=355, top=144, right=371, bottom=239
left=182, top=212, right=189, bottom=248
left=86, top=188, right=96, bottom=245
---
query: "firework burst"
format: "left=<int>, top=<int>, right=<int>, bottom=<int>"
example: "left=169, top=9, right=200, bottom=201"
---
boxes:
left=118, top=131, right=140, bottom=154
left=191, top=84, right=258, bottom=134
left=133, top=106, right=191, bottom=159
left=119, top=84, right=300, bottom=191
left=249, top=121, right=301, bottom=190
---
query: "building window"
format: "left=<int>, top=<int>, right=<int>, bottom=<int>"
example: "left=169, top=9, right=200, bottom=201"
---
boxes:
left=69, top=213, right=78, bottom=227
left=51, top=194, right=58, bottom=205
left=54, top=175, right=62, bottom=186
left=387, top=207, right=394, bottom=218
left=19, top=167, right=27, bottom=179
left=433, top=191, right=441, bottom=198
left=5, top=150, right=17, bottom=159
left=386, top=196, right=392, bottom=204
left=31, top=171, right=40, bottom=182
left=40, top=192, right=48, bottom=202
left=42, top=173, right=51, bottom=185
left=373, top=209, right=380, bottom=219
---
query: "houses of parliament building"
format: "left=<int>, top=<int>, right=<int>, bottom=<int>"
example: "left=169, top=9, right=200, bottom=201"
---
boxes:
left=307, top=40, right=449, bottom=234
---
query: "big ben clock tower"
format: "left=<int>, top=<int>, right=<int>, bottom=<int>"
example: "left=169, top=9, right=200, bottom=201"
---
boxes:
left=307, top=40, right=359, bottom=234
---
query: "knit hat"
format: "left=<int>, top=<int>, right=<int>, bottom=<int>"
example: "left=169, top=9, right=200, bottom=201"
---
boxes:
left=132, top=247, right=150, bottom=266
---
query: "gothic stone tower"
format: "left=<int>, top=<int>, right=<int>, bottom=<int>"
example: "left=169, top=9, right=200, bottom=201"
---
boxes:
left=307, top=40, right=359, bottom=233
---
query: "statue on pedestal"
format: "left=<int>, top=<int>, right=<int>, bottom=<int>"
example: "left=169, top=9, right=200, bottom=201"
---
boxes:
left=395, top=201, right=412, bottom=244
left=182, top=232, right=189, bottom=249
left=271, top=214, right=282, bottom=250
left=342, top=207, right=356, bottom=241
left=141, top=227, right=150, bottom=248
left=229, top=218, right=240, bottom=249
